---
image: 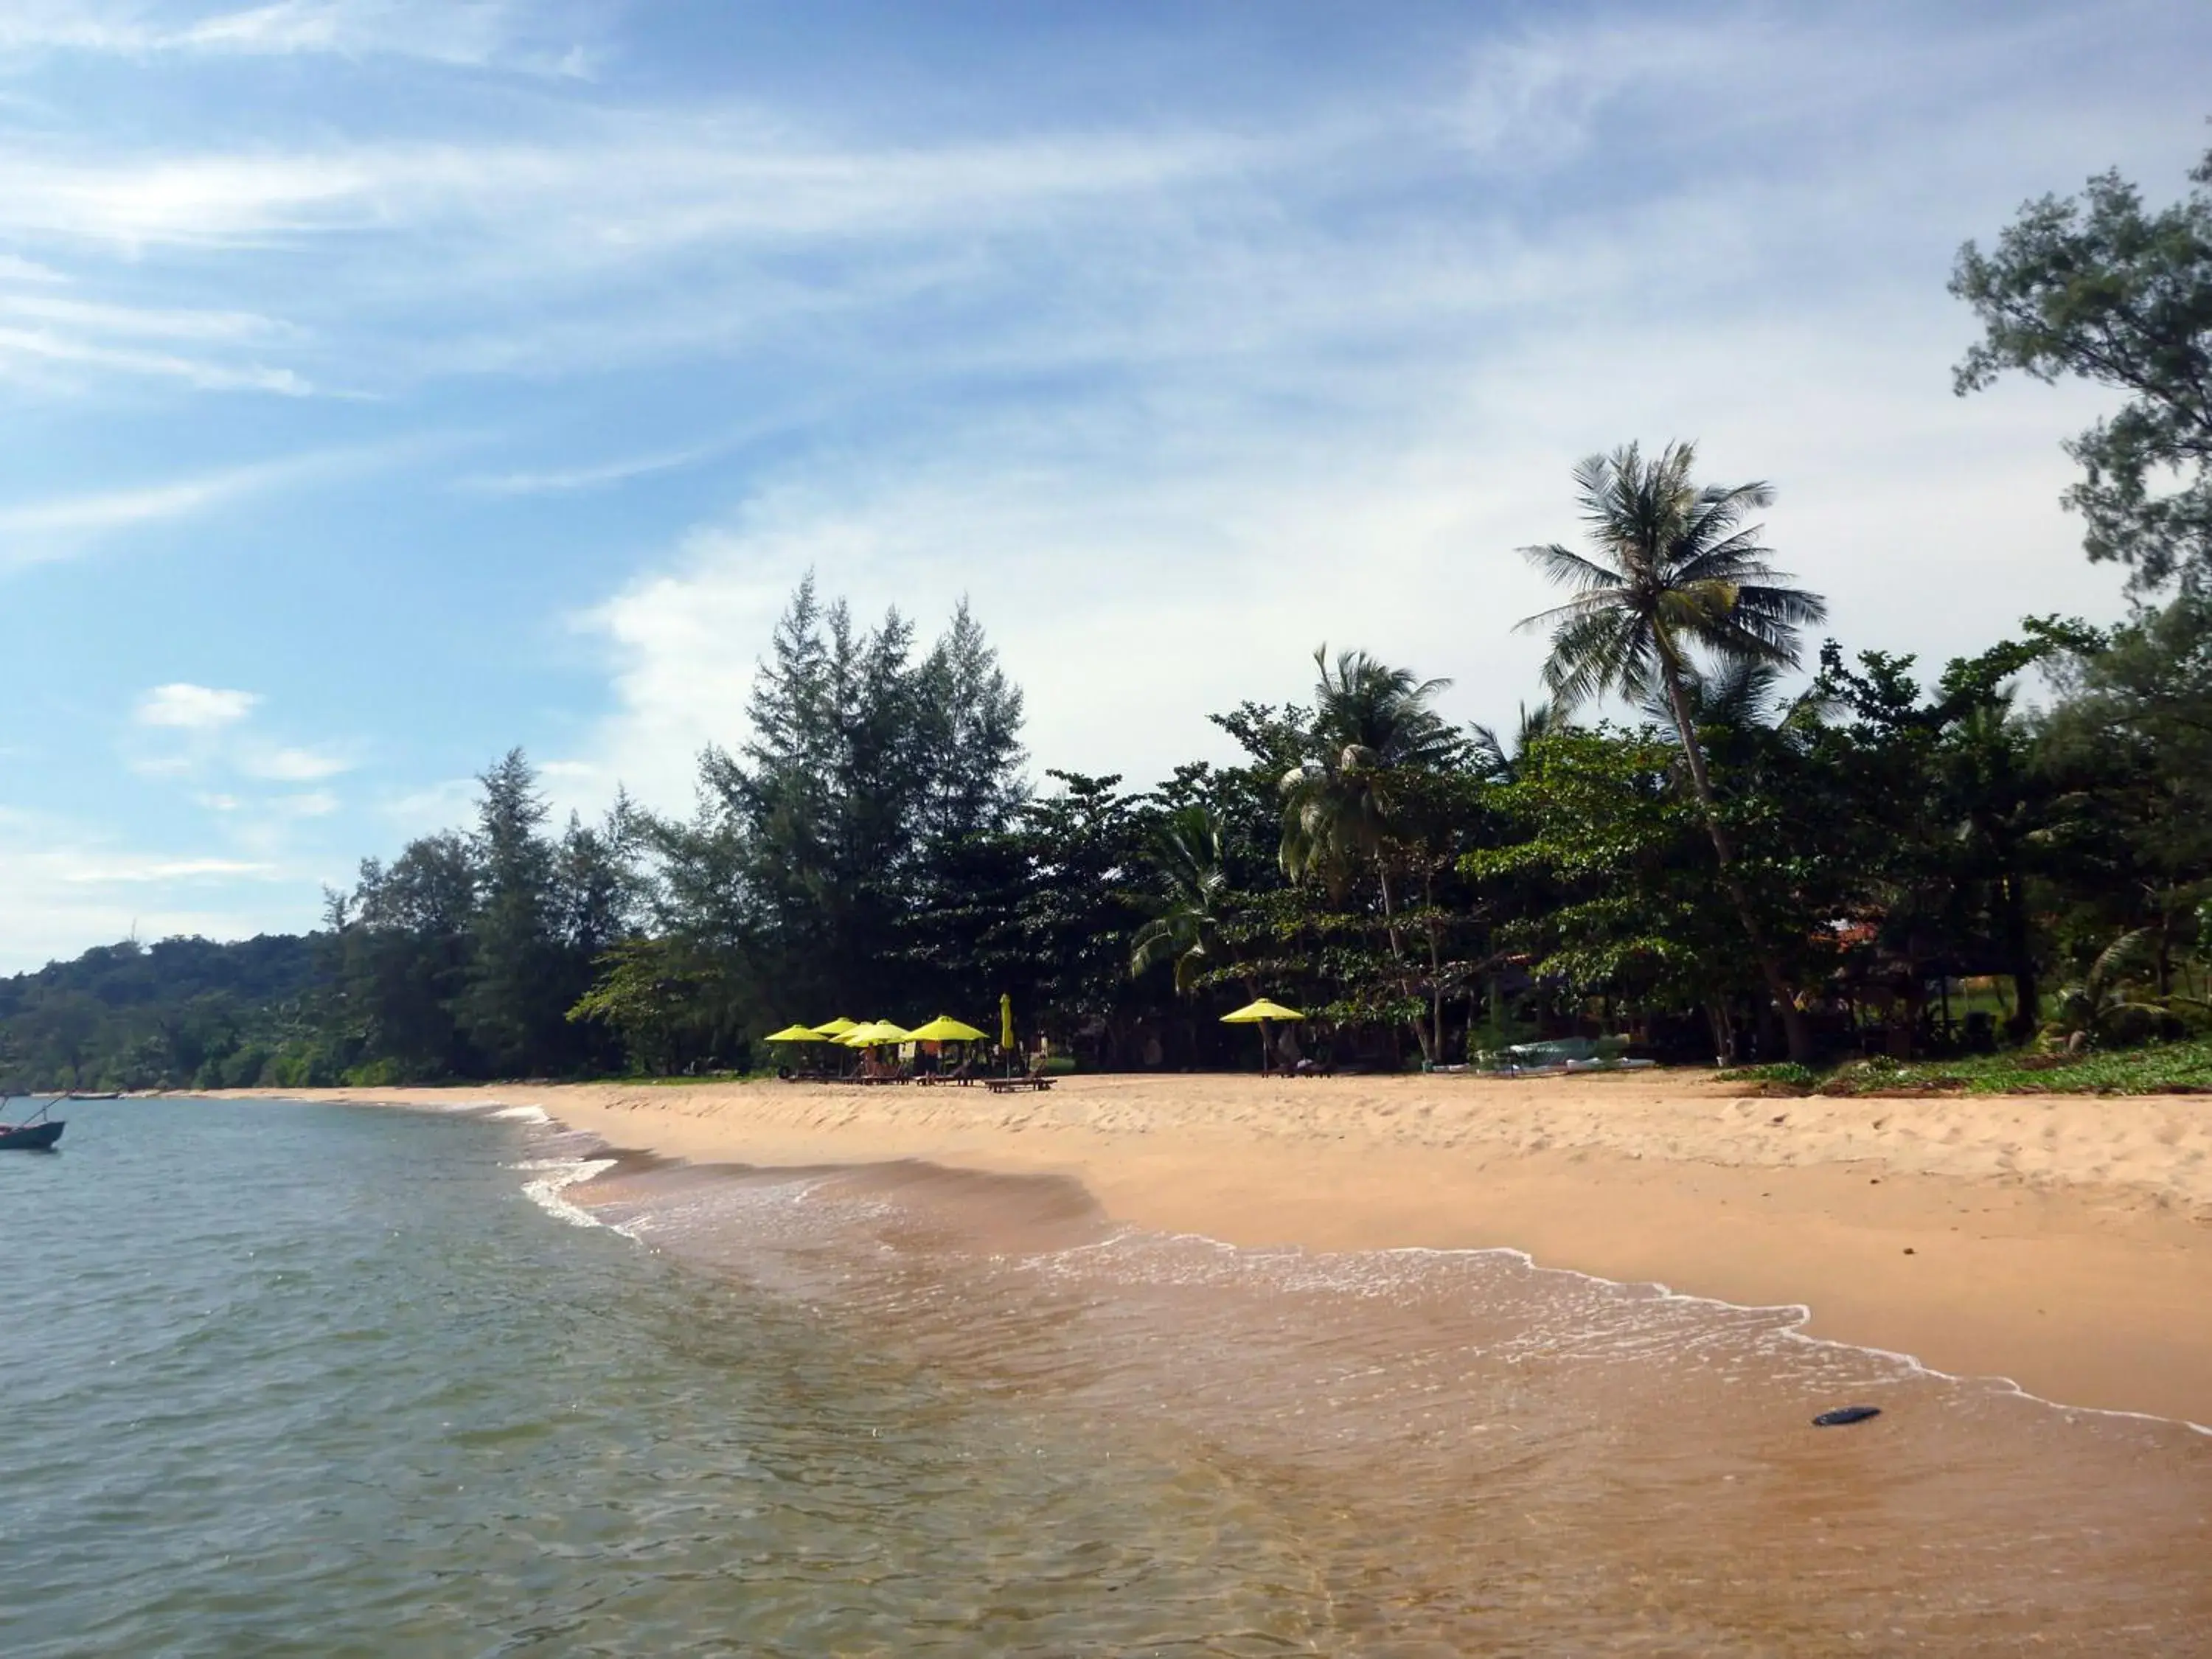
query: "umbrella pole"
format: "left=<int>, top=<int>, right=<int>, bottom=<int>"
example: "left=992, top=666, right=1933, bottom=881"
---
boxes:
left=1259, top=1017, right=1271, bottom=1076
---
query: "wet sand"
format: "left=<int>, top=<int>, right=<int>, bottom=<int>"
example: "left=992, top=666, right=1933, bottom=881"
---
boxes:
left=208, top=1071, right=2212, bottom=1425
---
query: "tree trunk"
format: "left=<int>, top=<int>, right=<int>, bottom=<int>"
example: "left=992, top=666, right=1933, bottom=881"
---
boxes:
left=1375, top=861, right=1436, bottom=1062
left=1998, top=872, right=2039, bottom=1043
left=1705, top=999, right=1735, bottom=1067
left=1660, top=670, right=1815, bottom=1065
left=1425, top=869, right=1447, bottom=1063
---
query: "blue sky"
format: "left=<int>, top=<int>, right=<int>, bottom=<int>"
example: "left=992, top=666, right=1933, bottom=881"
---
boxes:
left=0, top=0, right=2206, bottom=969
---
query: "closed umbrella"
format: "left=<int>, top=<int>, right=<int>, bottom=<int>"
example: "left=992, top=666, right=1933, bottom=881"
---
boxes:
left=1220, top=998, right=1305, bottom=1075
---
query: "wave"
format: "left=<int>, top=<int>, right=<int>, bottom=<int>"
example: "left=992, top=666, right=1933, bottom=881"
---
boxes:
left=519, top=1157, right=620, bottom=1230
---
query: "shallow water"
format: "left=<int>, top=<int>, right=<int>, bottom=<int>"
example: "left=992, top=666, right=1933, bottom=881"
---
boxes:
left=1, top=1100, right=2206, bottom=1655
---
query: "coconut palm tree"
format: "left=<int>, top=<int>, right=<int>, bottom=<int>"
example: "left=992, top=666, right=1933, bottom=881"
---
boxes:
left=1470, top=701, right=1562, bottom=784
left=1279, top=646, right=1461, bottom=914
left=1129, top=805, right=1237, bottom=995
left=2049, top=928, right=2168, bottom=1048
left=1279, top=648, right=1464, bottom=1060
left=1517, top=440, right=1829, bottom=1062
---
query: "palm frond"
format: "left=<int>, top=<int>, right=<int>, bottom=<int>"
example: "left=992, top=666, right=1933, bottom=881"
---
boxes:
left=1668, top=524, right=1780, bottom=586
left=2090, top=927, right=2157, bottom=989
left=1518, top=541, right=1624, bottom=595
left=1541, top=608, right=1651, bottom=711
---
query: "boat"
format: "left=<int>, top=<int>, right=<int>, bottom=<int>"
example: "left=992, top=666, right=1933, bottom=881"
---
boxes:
left=0, top=1097, right=66, bottom=1150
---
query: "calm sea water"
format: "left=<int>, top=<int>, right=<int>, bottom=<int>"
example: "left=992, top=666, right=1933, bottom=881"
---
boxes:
left=2, top=1098, right=2208, bottom=1656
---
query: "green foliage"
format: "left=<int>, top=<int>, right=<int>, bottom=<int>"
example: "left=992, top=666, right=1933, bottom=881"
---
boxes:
left=0, top=936, right=324, bottom=1093
left=566, top=939, right=742, bottom=1076
left=1129, top=804, right=1236, bottom=995
left=2046, top=929, right=2171, bottom=1048
left=1952, top=139, right=2212, bottom=591
left=1726, top=1038, right=2212, bottom=1097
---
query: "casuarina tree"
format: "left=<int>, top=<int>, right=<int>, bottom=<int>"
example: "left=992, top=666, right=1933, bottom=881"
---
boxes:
left=1952, top=137, right=2212, bottom=594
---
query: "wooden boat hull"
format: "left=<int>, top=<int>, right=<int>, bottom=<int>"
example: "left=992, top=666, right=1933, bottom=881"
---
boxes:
left=0, top=1120, right=63, bottom=1150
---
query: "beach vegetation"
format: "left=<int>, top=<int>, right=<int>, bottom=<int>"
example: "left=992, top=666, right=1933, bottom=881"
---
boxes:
left=12, top=570, right=2212, bottom=1091
left=1721, top=1034, right=2212, bottom=1097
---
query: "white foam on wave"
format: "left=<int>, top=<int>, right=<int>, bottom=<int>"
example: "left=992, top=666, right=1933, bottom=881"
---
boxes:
left=1032, top=1225, right=2212, bottom=1438
left=521, top=1158, right=619, bottom=1230
left=489, top=1105, right=552, bottom=1124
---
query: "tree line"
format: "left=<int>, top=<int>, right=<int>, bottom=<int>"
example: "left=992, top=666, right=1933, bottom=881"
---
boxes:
left=4, top=131, right=2209, bottom=1093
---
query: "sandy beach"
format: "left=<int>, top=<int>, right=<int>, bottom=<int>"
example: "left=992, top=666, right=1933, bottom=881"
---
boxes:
left=212, top=1071, right=2212, bottom=1426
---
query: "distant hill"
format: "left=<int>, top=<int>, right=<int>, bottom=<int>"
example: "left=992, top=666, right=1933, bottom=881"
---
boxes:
left=0, top=935, right=324, bottom=1095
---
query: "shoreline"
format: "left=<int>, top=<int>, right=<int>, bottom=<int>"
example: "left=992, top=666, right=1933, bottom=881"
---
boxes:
left=201, top=1071, right=2212, bottom=1425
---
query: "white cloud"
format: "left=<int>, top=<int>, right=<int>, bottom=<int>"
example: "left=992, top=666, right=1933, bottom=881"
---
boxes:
left=239, top=744, right=352, bottom=782
left=127, top=686, right=354, bottom=834
left=59, top=854, right=275, bottom=883
left=136, top=682, right=259, bottom=730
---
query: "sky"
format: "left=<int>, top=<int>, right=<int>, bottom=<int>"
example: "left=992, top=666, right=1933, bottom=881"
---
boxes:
left=0, top=0, right=2206, bottom=971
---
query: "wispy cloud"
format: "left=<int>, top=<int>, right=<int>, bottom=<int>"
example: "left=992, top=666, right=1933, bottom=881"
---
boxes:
left=0, top=472, right=265, bottom=543
left=0, top=462, right=296, bottom=564
left=0, top=0, right=597, bottom=74
left=0, top=442, right=414, bottom=565
left=459, top=441, right=721, bottom=496
left=0, top=118, right=1276, bottom=257
left=58, top=854, right=275, bottom=883
left=0, top=324, right=311, bottom=393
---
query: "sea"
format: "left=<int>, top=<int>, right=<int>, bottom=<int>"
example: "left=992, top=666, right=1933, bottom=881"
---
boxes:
left=1, top=1097, right=2206, bottom=1657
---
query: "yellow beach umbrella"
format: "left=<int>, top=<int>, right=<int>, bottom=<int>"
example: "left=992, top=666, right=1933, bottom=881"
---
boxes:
left=1220, top=998, right=1305, bottom=1023
left=765, top=1023, right=830, bottom=1043
left=999, top=992, right=1015, bottom=1051
left=1220, top=997, right=1304, bottom=1075
left=907, top=1015, right=987, bottom=1043
left=812, top=1017, right=859, bottom=1037
left=838, top=1020, right=911, bottom=1046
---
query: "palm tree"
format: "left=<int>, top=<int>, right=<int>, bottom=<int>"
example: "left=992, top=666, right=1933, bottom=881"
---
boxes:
left=1517, top=441, right=1829, bottom=1062
left=2050, top=928, right=2167, bottom=1048
left=1470, top=701, right=1562, bottom=784
left=1280, top=646, right=1460, bottom=908
left=1279, top=647, right=1464, bottom=1059
left=1129, top=805, right=1237, bottom=995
